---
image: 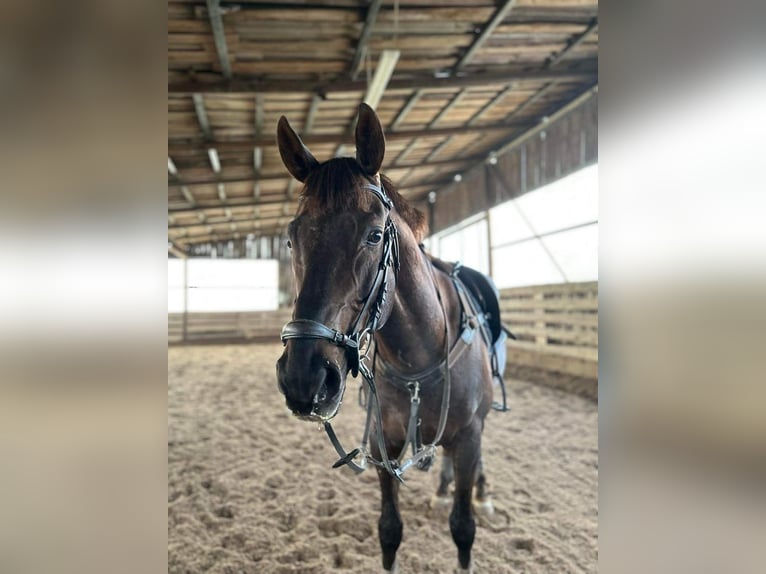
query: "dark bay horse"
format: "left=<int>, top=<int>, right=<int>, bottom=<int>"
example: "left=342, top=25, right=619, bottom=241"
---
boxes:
left=275, top=103, right=495, bottom=573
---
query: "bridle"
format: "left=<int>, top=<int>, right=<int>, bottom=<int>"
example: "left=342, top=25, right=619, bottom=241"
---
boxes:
left=280, top=180, right=400, bottom=382
left=280, top=180, right=417, bottom=480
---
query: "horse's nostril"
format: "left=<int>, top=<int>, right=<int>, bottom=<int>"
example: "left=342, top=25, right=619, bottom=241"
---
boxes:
left=322, top=366, right=342, bottom=401
left=313, top=369, right=329, bottom=404
left=312, top=366, right=341, bottom=406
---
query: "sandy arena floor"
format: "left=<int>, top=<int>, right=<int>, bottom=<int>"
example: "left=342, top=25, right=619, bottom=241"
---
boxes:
left=168, top=344, right=598, bottom=573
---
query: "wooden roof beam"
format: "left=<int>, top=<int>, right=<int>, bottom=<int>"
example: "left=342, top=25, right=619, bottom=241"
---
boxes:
left=547, top=19, right=598, bottom=68
left=467, top=84, right=515, bottom=126
left=453, top=0, right=519, bottom=72
left=169, top=179, right=441, bottom=215
left=170, top=195, right=291, bottom=214
left=205, top=0, right=232, bottom=80
left=168, top=154, right=484, bottom=189
left=303, top=94, right=322, bottom=135
left=192, top=94, right=212, bottom=139
left=390, top=89, right=423, bottom=130
left=168, top=67, right=596, bottom=94
left=174, top=217, right=296, bottom=242
left=168, top=241, right=188, bottom=259
left=169, top=120, right=534, bottom=153
left=169, top=155, right=197, bottom=206
left=350, top=0, right=384, bottom=80
left=429, top=89, right=467, bottom=128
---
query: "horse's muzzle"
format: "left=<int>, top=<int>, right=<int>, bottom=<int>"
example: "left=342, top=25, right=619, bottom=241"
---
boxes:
left=276, top=347, right=345, bottom=421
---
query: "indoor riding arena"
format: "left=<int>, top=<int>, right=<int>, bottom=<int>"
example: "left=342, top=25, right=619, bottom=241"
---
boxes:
left=168, top=1, right=598, bottom=572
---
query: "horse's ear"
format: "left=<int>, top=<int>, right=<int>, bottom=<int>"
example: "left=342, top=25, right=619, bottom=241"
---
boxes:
left=355, top=103, right=385, bottom=175
left=277, top=116, right=319, bottom=183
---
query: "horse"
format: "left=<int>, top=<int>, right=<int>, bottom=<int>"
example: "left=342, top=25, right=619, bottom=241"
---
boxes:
left=275, top=103, right=497, bottom=573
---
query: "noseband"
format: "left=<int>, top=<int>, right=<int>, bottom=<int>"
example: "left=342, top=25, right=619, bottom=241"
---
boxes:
left=280, top=181, right=400, bottom=379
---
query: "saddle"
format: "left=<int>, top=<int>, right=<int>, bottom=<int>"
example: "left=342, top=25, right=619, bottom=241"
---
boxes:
left=427, top=253, right=512, bottom=412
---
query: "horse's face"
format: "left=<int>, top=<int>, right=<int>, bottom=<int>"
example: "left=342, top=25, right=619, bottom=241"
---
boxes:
left=277, top=197, right=391, bottom=419
left=275, top=104, right=389, bottom=421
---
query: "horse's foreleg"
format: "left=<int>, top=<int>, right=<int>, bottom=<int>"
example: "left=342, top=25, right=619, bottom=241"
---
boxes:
left=377, top=466, right=403, bottom=572
left=449, top=422, right=481, bottom=573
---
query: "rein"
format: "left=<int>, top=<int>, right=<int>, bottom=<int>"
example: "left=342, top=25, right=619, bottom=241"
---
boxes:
left=279, top=180, right=454, bottom=482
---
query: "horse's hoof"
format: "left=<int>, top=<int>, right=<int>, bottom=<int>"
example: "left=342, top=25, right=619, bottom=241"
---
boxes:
left=473, top=497, right=494, bottom=517
left=455, top=561, right=473, bottom=574
left=384, top=559, right=399, bottom=573
left=430, top=494, right=451, bottom=510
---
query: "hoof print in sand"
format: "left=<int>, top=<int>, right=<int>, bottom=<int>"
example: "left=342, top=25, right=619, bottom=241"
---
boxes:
left=511, top=537, right=536, bottom=553
left=315, top=501, right=338, bottom=518
left=214, top=505, right=235, bottom=519
left=318, top=516, right=373, bottom=542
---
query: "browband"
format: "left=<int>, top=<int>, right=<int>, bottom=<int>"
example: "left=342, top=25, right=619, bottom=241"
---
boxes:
left=363, top=182, right=392, bottom=210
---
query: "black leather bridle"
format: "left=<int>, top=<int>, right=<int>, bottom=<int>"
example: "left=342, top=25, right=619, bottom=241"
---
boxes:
left=280, top=181, right=400, bottom=385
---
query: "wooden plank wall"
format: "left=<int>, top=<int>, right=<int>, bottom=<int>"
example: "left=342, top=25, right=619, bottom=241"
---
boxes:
left=168, top=309, right=292, bottom=344
left=430, top=92, right=597, bottom=234
left=500, top=281, right=598, bottom=400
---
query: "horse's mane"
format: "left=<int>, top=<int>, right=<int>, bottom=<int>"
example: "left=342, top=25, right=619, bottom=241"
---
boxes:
left=298, top=157, right=428, bottom=242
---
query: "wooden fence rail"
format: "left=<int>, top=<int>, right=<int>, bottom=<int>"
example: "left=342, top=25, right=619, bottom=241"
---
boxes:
left=499, top=281, right=598, bottom=399
left=168, top=309, right=292, bottom=344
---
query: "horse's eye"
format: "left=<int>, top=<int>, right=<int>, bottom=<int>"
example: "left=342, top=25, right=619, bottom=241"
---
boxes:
left=286, top=239, right=292, bottom=249
left=366, top=230, right=383, bottom=245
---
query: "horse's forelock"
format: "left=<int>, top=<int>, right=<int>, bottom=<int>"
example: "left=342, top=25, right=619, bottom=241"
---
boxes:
left=299, top=158, right=428, bottom=241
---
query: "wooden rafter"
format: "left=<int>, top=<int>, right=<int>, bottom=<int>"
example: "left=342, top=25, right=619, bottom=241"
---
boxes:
left=192, top=94, right=212, bottom=139
left=350, top=0, right=384, bottom=80
left=389, top=89, right=423, bottom=130
left=467, top=84, right=515, bottom=126
left=453, top=0, right=519, bottom=71
left=169, top=120, right=534, bottom=154
left=169, top=66, right=596, bottom=94
left=169, top=154, right=481, bottom=189
left=169, top=155, right=197, bottom=206
left=303, top=94, right=322, bottom=135
left=547, top=19, right=598, bottom=68
left=168, top=241, right=188, bottom=259
left=205, top=0, right=232, bottom=79
left=429, top=90, right=467, bottom=128
left=170, top=181, right=436, bottom=215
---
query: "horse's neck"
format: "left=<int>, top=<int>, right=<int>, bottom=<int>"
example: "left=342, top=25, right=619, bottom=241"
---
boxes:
left=376, top=237, right=453, bottom=372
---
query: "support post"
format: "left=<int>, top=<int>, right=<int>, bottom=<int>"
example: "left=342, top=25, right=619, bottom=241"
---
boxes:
left=182, top=258, right=189, bottom=343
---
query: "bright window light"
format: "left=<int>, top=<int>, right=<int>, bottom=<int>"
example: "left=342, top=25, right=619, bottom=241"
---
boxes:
left=492, top=240, right=566, bottom=287
left=514, top=163, right=598, bottom=235
left=168, top=259, right=279, bottom=312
